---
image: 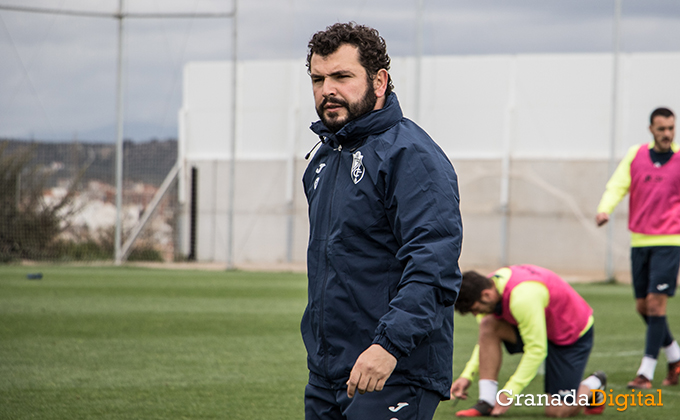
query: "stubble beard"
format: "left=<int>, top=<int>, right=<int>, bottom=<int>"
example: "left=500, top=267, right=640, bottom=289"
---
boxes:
left=317, top=81, right=378, bottom=134
left=655, top=136, right=673, bottom=152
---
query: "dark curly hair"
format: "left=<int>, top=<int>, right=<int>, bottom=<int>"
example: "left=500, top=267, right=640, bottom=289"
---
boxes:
left=650, top=107, right=675, bottom=125
left=455, top=271, right=495, bottom=315
left=306, top=22, right=394, bottom=96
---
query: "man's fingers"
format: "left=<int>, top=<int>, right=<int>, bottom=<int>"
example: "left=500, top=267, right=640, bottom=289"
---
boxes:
left=346, top=368, right=386, bottom=397
left=346, top=371, right=360, bottom=398
left=455, top=391, right=468, bottom=400
left=347, top=372, right=374, bottom=397
left=491, top=401, right=511, bottom=416
left=451, top=378, right=471, bottom=400
left=595, top=212, right=609, bottom=226
left=358, top=374, right=373, bottom=394
left=347, top=344, right=397, bottom=398
left=375, top=377, right=387, bottom=392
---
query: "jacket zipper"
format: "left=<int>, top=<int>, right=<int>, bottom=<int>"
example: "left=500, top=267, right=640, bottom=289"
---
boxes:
left=320, top=144, right=342, bottom=378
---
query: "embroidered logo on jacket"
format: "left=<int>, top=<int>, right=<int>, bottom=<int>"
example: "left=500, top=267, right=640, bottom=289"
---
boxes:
left=388, top=402, right=409, bottom=412
left=351, top=151, right=365, bottom=184
left=313, top=163, right=326, bottom=190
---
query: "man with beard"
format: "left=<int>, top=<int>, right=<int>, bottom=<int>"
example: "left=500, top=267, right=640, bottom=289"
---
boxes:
left=300, top=22, right=463, bottom=420
left=596, top=107, right=680, bottom=389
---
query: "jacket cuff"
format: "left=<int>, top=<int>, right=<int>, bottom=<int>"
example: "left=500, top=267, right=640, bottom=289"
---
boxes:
left=373, top=334, right=405, bottom=360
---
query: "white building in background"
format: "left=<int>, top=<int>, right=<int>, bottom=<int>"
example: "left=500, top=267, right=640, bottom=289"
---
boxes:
left=177, top=52, right=680, bottom=278
left=45, top=180, right=176, bottom=260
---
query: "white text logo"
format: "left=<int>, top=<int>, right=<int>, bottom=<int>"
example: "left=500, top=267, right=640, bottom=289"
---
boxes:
left=497, top=389, right=591, bottom=407
left=388, top=402, right=409, bottom=412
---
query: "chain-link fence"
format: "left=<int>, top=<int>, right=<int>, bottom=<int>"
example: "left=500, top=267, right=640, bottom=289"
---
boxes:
left=0, top=139, right=177, bottom=263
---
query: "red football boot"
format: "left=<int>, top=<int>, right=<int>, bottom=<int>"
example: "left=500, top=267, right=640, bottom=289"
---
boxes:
left=456, top=400, right=493, bottom=417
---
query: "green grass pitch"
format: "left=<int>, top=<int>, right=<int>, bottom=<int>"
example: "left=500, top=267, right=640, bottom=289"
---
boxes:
left=1, top=265, right=679, bottom=419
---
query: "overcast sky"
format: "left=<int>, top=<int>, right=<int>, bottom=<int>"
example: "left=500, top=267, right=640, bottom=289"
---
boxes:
left=1, top=0, right=679, bottom=142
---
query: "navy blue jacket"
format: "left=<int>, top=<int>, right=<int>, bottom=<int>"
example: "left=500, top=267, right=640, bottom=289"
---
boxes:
left=301, top=94, right=462, bottom=398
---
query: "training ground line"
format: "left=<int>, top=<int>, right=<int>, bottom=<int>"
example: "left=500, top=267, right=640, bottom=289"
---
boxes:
left=590, top=350, right=641, bottom=358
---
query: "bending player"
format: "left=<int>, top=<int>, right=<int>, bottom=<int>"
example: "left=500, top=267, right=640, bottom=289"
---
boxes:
left=451, top=265, right=606, bottom=417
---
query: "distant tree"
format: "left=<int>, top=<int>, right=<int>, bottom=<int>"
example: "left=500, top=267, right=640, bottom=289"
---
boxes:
left=0, top=141, right=78, bottom=261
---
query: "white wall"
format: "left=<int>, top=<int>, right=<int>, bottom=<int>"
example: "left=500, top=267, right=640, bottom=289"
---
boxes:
left=177, top=52, right=680, bottom=277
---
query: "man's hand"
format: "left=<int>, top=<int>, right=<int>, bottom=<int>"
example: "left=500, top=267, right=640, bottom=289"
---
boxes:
left=450, top=377, right=471, bottom=400
left=491, top=392, right=512, bottom=416
left=595, top=212, right=609, bottom=227
left=346, top=344, right=397, bottom=398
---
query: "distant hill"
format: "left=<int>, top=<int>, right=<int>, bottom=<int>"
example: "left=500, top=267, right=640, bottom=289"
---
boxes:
left=0, top=139, right=177, bottom=187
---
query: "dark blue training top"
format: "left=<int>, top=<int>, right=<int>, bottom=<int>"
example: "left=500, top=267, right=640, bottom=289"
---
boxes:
left=301, top=93, right=463, bottom=398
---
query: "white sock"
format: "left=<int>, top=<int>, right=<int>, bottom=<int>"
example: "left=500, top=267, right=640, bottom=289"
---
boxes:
left=478, top=379, right=498, bottom=406
left=664, top=340, right=680, bottom=364
left=581, top=374, right=602, bottom=390
left=637, top=356, right=657, bottom=380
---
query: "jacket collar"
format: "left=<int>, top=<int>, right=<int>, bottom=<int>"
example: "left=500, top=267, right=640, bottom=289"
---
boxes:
left=310, top=93, right=403, bottom=150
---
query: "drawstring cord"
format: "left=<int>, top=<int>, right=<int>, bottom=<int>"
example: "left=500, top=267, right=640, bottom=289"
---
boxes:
left=305, top=136, right=324, bottom=160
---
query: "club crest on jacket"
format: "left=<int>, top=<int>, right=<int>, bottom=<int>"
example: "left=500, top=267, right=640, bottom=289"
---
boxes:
left=351, top=151, right=365, bottom=184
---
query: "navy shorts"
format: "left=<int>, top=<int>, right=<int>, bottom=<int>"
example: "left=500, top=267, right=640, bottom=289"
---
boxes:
left=631, top=246, right=680, bottom=298
left=503, top=326, right=594, bottom=397
left=304, top=383, right=441, bottom=420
